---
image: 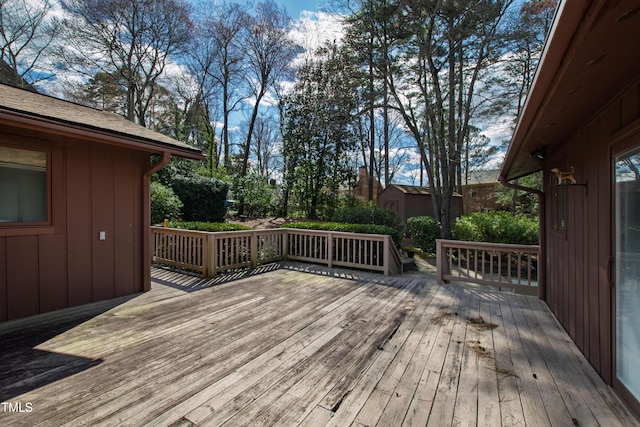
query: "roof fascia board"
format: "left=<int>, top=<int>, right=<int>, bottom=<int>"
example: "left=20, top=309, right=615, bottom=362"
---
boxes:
left=0, top=110, right=204, bottom=160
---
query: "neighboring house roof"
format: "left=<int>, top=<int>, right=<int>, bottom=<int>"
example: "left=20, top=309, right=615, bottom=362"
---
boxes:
left=384, top=184, right=462, bottom=197
left=0, top=83, right=203, bottom=160
left=387, top=184, right=431, bottom=195
left=501, top=0, right=640, bottom=181
left=463, top=169, right=500, bottom=186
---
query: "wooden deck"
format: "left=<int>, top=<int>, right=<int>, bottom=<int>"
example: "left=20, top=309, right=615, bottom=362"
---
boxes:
left=1, top=262, right=638, bottom=426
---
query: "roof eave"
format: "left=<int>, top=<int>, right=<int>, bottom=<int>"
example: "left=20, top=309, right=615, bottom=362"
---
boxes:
left=0, top=109, right=205, bottom=160
left=501, top=0, right=594, bottom=182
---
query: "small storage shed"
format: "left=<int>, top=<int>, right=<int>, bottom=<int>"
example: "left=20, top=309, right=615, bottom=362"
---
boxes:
left=377, top=184, right=462, bottom=222
left=0, top=84, right=203, bottom=322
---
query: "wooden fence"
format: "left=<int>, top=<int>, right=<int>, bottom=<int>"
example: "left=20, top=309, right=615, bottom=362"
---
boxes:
left=436, top=239, right=539, bottom=294
left=151, top=227, right=403, bottom=277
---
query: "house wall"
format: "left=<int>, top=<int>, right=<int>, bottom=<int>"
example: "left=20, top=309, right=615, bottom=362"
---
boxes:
left=462, top=183, right=499, bottom=213
left=0, top=124, right=149, bottom=322
left=352, top=166, right=381, bottom=203
left=542, top=78, right=640, bottom=386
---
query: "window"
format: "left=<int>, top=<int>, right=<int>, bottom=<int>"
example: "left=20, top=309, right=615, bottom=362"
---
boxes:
left=0, top=145, right=48, bottom=223
left=470, top=187, right=478, bottom=198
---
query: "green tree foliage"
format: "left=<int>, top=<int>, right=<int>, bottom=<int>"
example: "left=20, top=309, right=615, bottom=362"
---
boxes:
left=332, top=205, right=404, bottom=236
left=280, top=42, right=360, bottom=219
left=495, top=172, right=542, bottom=217
left=381, top=1, right=514, bottom=239
left=453, top=211, right=539, bottom=245
left=150, top=181, right=183, bottom=225
left=406, top=216, right=442, bottom=254
left=169, top=174, right=229, bottom=222
left=233, top=173, right=276, bottom=217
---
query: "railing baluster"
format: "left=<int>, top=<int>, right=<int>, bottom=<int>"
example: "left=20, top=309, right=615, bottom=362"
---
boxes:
left=435, top=239, right=539, bottom=293
left=151, top=227, right=403, bottom=277
left=517, top=252, right=522, bottom=284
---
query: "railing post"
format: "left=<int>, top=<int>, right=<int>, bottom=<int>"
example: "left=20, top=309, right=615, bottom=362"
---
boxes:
left=283, top=229, right=288, bottom=261
left=208, top=233, right=217, bottom=277
left=436, top=239, right=444, bottom=284
left=383, top=236, right=390, bottom=276
left=251, top=231, right=258, bottom=268
left=202, top=234, right=209, bottom=277
left=327, top=232, right=333, bottom=269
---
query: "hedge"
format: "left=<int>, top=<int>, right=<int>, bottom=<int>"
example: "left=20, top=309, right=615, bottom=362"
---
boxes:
left=453, top=211, right=539, bottom=245
left=332, top=205, right=404, bottom=235
left=169, top=174, right=229, bottom=222
left=167, top=221, right=251, bottom=232
left=406, top=216, right=442, bottom=254
left=282, top=222, right=403, bottom=248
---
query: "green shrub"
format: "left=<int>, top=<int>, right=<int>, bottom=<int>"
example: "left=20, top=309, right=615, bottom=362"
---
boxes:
left=332, top=206, right=404, bottom=235
left=167, top=221, right=252, bottom=232
left=170, top=174, right=229, bottom=222
left=453, top=211, right=539, bottom=245
left=233, top=173, right=276, bottom=217
left=282, top=222, right=403, bottom=248
left=150, top=182, right=183, bottom=225
left=406, top=216, right=442, bottom=253
left=450, top=215, right=483, bottom=242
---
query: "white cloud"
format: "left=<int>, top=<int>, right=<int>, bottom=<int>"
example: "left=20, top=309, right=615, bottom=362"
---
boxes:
left=289, top=11, right=344, bottom=57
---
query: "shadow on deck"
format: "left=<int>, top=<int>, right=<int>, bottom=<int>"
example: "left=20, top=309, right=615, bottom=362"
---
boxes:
left=0, top=262, right=637, bottom=426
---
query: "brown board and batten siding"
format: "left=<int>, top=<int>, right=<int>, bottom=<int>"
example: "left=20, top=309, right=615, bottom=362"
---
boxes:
left=0, top=123, right=149, bottom=321
left=542, top=79, right=640, bottom=385
left=0, top=82, right=203, bottom=323
left=500, top=1, right=640, bottom=414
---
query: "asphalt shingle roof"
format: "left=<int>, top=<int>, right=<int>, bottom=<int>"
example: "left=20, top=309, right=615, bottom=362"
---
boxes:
left=0, top=83, right=203, bottom=159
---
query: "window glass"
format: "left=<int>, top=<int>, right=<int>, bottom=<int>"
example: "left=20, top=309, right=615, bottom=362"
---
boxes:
left=0, top=146, right=48, bottom=223
left=615, top=147, right=640, bottom=401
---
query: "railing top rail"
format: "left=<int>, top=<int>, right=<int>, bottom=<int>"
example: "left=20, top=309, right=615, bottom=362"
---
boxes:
left=211, top=228, right=283, bottom=238
left=283, top=228, right=388, bottom=241
left=152, top=226, right=391, bottom=240
left=437, top=239, right=539, bottom=253
left=151, top=226, right=208, bottom=238
left=151, top=226, right=283, bottom=237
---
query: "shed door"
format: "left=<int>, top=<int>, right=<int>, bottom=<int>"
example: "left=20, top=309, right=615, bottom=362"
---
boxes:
left=614, top=146, right=640, bottom=406
left=382, top=200, right=399, bottom=215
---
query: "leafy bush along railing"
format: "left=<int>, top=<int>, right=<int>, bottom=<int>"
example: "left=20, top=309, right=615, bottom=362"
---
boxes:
left=436, top=239, right=539, bottom=294
left=151, top=227, right=403, bottom=277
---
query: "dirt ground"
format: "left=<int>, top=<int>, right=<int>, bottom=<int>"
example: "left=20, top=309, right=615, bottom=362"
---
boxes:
left=227, top=216, right=294, bottom=229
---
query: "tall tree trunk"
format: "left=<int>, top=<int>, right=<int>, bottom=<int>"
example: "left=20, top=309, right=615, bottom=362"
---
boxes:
left=368, top=33, right=375, bottom=202
left=223, top=77, right=231, bottom=171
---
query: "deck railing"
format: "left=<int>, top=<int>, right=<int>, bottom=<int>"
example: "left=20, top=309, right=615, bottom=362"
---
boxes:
left=436, top=239, right=539, bottom=294
left=151, top=227, right=403, bottom=277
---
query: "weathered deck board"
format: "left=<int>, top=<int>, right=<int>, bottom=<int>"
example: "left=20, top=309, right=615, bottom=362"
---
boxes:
left=0, top=263, right=638, bottom=426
